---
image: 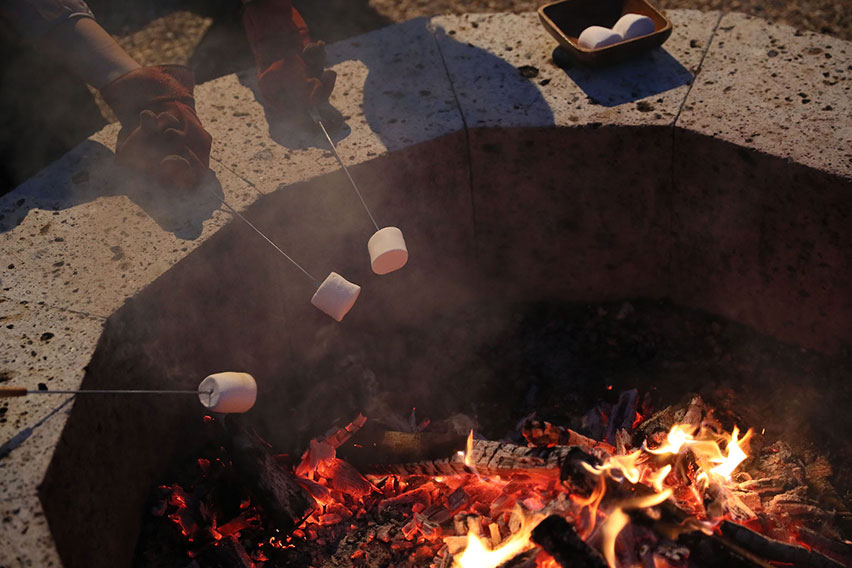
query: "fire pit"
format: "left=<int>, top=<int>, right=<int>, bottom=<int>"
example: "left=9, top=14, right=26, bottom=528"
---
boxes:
left=1, top=10, right=851, bottom=568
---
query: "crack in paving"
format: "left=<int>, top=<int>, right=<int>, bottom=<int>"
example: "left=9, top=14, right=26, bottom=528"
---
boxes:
left=429, top=20, right=478, bottom=264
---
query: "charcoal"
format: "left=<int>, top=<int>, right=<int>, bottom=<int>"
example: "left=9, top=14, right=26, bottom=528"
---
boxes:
left=531, top=515, right=607, bottom=568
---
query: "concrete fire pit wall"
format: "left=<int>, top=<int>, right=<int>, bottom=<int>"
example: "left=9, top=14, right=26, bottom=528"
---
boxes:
left=1, top=10, right=850, bottom=568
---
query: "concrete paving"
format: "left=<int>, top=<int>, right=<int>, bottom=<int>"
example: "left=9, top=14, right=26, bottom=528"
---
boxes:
left=677, top=12, right=852, bottom=178
left=0, top=9, right=850, bottom=567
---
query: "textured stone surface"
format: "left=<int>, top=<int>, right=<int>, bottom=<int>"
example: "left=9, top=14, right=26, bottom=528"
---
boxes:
left=432, top=10, right=720, bottom=128
left=0, top=153, right=258, bottom=318
left=670, top=131, right=852, bottom=353
left=0, top=496, right=61, bottom=568
left=195, top=18, right=463, bottom=193
left=467, top=125, right=672, bottom=303
left=0, top=297, right=101, bottom=441
left=0, top=295, right=102, bottom=502
left=677, top=12, right=852, bottom=178
left=0, top=391, right=74, bottom=502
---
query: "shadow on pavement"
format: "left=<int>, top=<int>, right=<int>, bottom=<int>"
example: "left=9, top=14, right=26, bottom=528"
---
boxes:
left=0, top=140, right=223, bottom=240
left=554, top=45, right=693, bottom=107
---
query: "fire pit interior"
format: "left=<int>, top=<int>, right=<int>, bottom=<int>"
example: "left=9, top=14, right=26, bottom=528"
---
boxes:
left=38, top=122, right=852, bottom=568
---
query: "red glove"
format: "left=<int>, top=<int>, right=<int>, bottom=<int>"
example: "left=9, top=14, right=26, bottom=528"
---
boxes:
left=100, top=65, right=212, bottom=189
left=242, top=0, right=336, bottom=118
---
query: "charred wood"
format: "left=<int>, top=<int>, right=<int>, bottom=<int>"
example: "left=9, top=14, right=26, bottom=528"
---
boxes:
left=498, top=548, right=539, bottom=568
left=604, top=389, right=638, bottom=445
left=339, top=425, right=469, bottom=470
left=677, top=530, right=772, bottom=568
left=226, top=419, right=316, bottom=534
left=531, top=515, right=607, bottom=568
left=796, top=526, right=852, bottom=567
left=193, top=536, right=252, bottom=568
left=720, top=520, right=845, bottom=568
left=633, top=396, right=714, bottom=447
left=522, top=419, right=614, bottom=453
left=559, top=448, right=603, bottom=498
left=347, top=435, right=588, bottom=478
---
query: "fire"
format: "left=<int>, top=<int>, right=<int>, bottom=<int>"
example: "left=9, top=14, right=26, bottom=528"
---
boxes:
left=646, top=423, right=753, bottom=484
left=464, top=429, right=475, bottom=469
left=708, top=425, right=750, bottom=480
left=448, top=421, right=754, bottom=568
left=582, top=450, right=643, bottom=484
left=455, top=522, right=536, bottom=568
left=600, top=490, right=673, bottom=568
left=156, top=408, right=765, bottom=568
left=647, top=423, right=695, bottom=455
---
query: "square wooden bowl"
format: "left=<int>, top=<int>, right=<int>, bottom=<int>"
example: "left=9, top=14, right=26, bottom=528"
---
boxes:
left=538, top=0, right=672, bottom=66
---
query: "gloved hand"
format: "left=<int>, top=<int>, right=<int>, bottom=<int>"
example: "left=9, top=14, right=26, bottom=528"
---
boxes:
left=242, top=0, right=337, bottom=120
left=100, top=65, right=212, bottom=189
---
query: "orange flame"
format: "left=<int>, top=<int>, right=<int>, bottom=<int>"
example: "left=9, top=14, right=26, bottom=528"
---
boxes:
left=454, top=509, right=538, bottom=568
left=600, top=490, right=672, bottom=568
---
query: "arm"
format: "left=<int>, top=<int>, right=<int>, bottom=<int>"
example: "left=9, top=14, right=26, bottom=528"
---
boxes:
left=1, top=0, right=137, bottom=88
left=242, top=0, right=337, bottom=124
left=1, top=0, right=211, bottom=189
left=38, top=16, right=140, bottom=89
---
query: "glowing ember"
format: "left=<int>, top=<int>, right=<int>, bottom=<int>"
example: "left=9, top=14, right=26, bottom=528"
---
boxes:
left=149, top=398, right=851, bottom=568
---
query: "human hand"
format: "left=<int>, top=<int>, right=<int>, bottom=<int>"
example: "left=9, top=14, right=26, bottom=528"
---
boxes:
left=101, top=66, right=212, bottom=189
left=257, top=45, right=336, bottom=120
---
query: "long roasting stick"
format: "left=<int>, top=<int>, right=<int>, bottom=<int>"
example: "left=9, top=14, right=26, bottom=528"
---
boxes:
left=311, top=109, right=380, bottom=231
left=0, top=386, right=211, bottom=398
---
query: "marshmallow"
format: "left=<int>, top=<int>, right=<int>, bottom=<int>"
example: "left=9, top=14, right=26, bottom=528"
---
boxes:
left=577, top=26, right=623, bottom=50
left=613, top=14, right=656, bottom=41
left=368, top=227, right=408, bottom=275
left=311, top=272, right=361, bottom=321
left=198, top=372, right=257, bottom=413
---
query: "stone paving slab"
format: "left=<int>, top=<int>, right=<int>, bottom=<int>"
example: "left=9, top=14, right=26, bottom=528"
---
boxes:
left=0, top=495, right=61, bottom=568
left=0, top=154, right=258, bottom=318
left=0, top=297, right=102, bottom=440
left=0, top=298, right=102, bottom=503
left=0, top=392, right=74, bottom=503
left=431, top=10, right=720, bottom=129
left=195, top=17, right=463, bottom=193
left=677, top=12, right=852, bottom=178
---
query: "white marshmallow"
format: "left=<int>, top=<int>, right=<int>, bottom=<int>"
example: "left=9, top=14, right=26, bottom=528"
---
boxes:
left=198, top=372, right=257, bottom=413
left=368, top=227, right=408, bottom=275
left=577, top=26, right=623, bottom=49
left=613, top=14, right=656, bottom=41
left=311, top=272, right=361, bottom=321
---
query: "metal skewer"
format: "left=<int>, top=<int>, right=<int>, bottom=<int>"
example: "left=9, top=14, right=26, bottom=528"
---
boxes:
left=0, top=386, right=212, bottom=398
left=311, top=109, right=380, bottom=231
left=208, top=190, right=319, bottom=287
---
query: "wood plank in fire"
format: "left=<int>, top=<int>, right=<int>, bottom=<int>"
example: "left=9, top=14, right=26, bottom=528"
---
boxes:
left=362, top=439, right=581, bottom=477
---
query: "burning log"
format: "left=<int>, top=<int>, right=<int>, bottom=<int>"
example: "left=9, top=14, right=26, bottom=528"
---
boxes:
left=194, top=535, right=253, bottom=568
left=796, top=526, right=852, bottom=567
left=226, top=419, right=316, bottom=533
left=604, top=389, right=638, bottom=445
left=677, top=530, right=773, bottom=568
left=633, top=395, right=716, bottom=446
left=530, top=515, right=607, bottom=568
left=342, top=425, right=606, bottom=479
left=522, top=419, right=615, bottom=454
left=720, top=520, right=845, bottom=568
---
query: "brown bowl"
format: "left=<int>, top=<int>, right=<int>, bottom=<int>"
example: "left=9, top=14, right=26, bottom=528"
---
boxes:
left=538, top=0, right=672, bottom=66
